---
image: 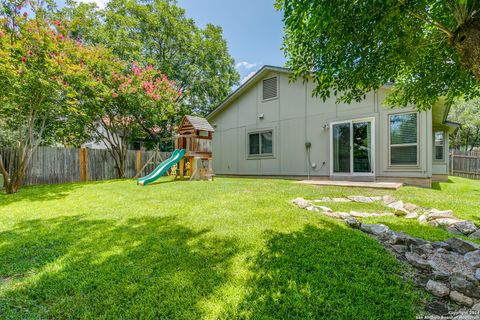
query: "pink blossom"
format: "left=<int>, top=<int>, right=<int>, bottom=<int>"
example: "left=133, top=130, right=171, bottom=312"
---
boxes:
left=0, top=31, right=4, bottom=37
left=21, top=57, right=26, bottom=63
left=53, top=20, right=61, bottom=26
left=112, top=92, right=119, bottom=98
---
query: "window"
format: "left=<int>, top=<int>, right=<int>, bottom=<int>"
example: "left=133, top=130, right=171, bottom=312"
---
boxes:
left=262, top=77, right=278, bottom=100
left=249, top=131, right=273, bottom=156
left=389, top=113, right=418, bottom=165
left=434, top=131, right=445, bottom=160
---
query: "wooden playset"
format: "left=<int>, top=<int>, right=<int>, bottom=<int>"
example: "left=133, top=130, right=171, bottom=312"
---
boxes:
left=174, top=115, right=215, bottom=181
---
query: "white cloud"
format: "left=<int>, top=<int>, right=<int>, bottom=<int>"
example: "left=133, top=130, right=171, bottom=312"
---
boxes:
left=240, top=71, right=257, bottom=84
left=77, top=0, right=108, bottom=8
left=235, top=61, right=257, bottom=70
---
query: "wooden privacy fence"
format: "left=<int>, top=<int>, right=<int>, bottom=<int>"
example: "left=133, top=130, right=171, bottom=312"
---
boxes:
left=0, top=147, right=172, bottom=186
left=450, top=150, right=480, bottom=179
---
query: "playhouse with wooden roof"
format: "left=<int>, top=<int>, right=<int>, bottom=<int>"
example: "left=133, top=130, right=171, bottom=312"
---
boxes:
left=175, top=115, right=215, bottom=180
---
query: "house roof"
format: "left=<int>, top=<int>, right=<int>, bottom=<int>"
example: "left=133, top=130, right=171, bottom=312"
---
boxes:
left=180, top=115, right=215, bottom=132
left=207, top=65, right=290, bottom=120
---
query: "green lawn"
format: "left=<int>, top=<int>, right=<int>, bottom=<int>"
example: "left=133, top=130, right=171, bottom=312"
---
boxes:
left=0, top=176, right=479, bottom=319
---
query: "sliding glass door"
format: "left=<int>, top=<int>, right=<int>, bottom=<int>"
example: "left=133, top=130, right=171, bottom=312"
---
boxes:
left=331, top=119, right=374, bottom=175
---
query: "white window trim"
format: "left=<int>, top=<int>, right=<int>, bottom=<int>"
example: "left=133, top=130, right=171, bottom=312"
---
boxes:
left=434, top=130, right=445, bottom=161
left=247, top=129, right=274, bottom=159
left=388, top=112, right=419, bottom=167
left=329, top=117, right=376, bottom=177
left=261, top=76, right=279, bottom=102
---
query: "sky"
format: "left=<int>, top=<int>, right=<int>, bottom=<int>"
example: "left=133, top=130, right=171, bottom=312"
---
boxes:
left=58, top=0, right=286, bottom=85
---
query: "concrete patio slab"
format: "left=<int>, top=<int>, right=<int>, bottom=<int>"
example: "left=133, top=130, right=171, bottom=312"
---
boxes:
left=296, top=180, right=403, bottom=190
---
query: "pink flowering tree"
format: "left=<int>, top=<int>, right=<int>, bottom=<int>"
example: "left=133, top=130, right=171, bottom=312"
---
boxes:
left=86, top=62, right=180, bottom=178
left=0, top=1, right=116, bottom=193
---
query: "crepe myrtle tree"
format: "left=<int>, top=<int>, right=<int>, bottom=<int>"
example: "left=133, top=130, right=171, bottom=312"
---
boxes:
left=276, top=0, right=480, bottom=109
left=0, top=1, right=103, bottom=194
left=86, top=62, right=180, bottom=179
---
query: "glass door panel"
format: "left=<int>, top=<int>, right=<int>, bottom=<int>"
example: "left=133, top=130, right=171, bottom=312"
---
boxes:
left=333, top=123, right=351, bottom=173
left=353, top=121, right=372, bottom=173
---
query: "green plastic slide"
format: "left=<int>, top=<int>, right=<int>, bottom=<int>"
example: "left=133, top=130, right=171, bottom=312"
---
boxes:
left=137, top=149, right=186, bottom=186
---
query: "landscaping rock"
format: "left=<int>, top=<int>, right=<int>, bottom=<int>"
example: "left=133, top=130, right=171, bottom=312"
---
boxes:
left=446, top=225, right=464, bottom=235
left=405, top=252, right=432, bottom=270
left=388, top=200, right=404, bottom=211
left=349, top=211, right=369, bottom=218
left=391, top=244, right=409, bottom=253
left=337, top=212, right=351, bottom=219
left=446, top=238, right=480, bottom=254
left=427, top=209, right=455, bottom=221
left=332, top=197, right=351, bottom=202
left=382, top=195, right=396, bottom=205
left=323, top=212, right=341, bottom=219
left=429, top=218, right=462, bottom=226
left=432, top=270, right=451, bottom=282
left=345, top=217, right=361, bottom=229
left=305, top=206, right=319, bottom=212
left=370, top=196, right=382, bottom=201
left=360, top=223, right=389, bottom=235
left=453, top=220, right=477, bottom=235
left=464, top=250, right=480, bottom=268
left=418, top=214, right=428, bottom=224
left=316, top=206, right=333, bottom=213
left=348, top=196, right=374, bottom=203
left=449, top=291, right=474, bottom=307
left=472, top=303, right=480, bottom=312
left=470, top=229, right=480, bottom=240
left=291, top=197, right=311, bottom=209
left=426, top=280, right=450, bottom=297
left=432, top=241, right=450, bottom=250
left=394, top=208, right=410, bottom=216
left=405, top=212, right=419, bottom=219
left=475, top=268, right=480, bottom=281
left=404, top=203, right=418, bottom=212
left=450, top=275, right=480, bottom=298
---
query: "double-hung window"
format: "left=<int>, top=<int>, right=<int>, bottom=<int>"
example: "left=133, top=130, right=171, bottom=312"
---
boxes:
left=389, top=113, right=418, bottom=165
left=248, top=131, right=273, bottom=156
left=434, top=131, right=445, bottom=161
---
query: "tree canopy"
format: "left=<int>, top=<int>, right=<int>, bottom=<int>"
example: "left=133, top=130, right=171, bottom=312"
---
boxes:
left=276, top=0, right=480, bottom=109
left=449, top=99, right=480, bottom=151
left=63, top=0, right=239, bottom=117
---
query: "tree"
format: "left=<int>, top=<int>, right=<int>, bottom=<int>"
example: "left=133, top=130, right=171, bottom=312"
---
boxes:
left=449, top=99, right=480, bottom=151
left=82, top=62, right=180, bottom=178
left=276, top=0, right=480, bottom=109
left=0, top=1, right=105, bottom=193
left=63, top=0, right=239, bottom=119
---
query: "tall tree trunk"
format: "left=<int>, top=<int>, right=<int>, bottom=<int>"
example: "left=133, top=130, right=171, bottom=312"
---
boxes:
left=452, top=17, right=480, bottom=80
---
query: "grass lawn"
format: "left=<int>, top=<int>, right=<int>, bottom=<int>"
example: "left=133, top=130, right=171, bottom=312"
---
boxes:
left=0, top=176, right=479, bottom=319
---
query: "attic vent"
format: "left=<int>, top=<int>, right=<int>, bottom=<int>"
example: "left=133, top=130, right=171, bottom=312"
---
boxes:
left=262, top=77, right=278, bottom=100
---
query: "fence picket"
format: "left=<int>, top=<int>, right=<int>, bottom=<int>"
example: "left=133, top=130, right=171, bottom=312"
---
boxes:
left=450, top=150, right=480, bottom=179
left=0, top=146, right=172, bottom=187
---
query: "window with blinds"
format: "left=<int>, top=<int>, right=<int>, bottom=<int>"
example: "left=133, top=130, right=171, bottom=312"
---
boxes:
left=434, top=131, right=445, bottom=160
left=389, top=113, right=418, bottom=165
left=262, top=77, right=278, bottom=100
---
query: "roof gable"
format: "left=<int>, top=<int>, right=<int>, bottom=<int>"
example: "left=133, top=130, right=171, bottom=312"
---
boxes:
left=207, top=66, right=290, bottom=120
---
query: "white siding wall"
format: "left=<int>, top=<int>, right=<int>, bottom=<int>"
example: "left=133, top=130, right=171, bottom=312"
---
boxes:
left=210, top=71, right=439, bottom=181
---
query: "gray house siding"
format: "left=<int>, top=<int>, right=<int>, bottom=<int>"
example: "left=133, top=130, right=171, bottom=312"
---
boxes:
left=208, top=68, right=448, bottom=187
